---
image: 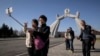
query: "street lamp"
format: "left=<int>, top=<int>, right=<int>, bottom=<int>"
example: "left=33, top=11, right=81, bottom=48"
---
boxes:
left=6, top=7, right=24, bottom=27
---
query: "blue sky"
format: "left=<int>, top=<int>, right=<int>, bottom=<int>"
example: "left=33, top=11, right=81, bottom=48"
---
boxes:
left=0, top=0, right=100, bottom=35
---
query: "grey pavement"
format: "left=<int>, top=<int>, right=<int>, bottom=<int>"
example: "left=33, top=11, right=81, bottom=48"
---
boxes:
left=0, top=37, right=64, bottom=56
left=0, top=37, right=100, bottom=56
left=48, top=39, right=100, bottom=56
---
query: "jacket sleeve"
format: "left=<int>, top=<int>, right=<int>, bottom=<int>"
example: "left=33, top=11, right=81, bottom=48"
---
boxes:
left=64, top=33, right=67, bottom=38
left=39, top=26, right=50, bottom=41
left=79, top=29, right=83, bottom=40
left=43, top=26, right=50, bottom=34
left=33, top=26, right=50, bottom=39
left=70, top=30, right=75, bottom=39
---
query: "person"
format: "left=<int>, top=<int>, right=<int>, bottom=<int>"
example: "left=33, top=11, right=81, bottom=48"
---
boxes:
left=78, top=20, right=92, bottom=56
left=64, top=29, right=70, bottom=50
left=35, top=15, right=50, bottom=56
left=91, top=30, right=96, bottom=50
left=65, top=27, right=75, bottom=53
left=69, top=27, right=75, bottom=52
left=24, top=19, right=38, bottom=56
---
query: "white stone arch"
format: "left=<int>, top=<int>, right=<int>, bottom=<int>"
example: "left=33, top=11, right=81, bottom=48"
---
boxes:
left=50, top=9, right=83, bottom=37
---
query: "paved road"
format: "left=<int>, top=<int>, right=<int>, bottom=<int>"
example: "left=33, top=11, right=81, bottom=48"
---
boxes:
left=48, top=39, right=100, bottom=56
left=0, top=37, right=64, bottom=56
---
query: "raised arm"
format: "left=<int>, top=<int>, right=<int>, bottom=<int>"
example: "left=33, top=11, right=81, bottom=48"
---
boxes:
left=23, top=23, right=27, bottom=33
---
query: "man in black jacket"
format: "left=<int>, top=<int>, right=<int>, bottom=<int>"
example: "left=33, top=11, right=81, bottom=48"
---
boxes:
left=37, top=15, right=50, bottom=56
left=69, top=27, right=75, bottom=52
left=78, top=20, right=92, bottom=56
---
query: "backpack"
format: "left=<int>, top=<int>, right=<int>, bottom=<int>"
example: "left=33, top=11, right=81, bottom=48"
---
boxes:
left=34, top=36, right=45, bottom=50
left=34, top=26, right=49, bottom=50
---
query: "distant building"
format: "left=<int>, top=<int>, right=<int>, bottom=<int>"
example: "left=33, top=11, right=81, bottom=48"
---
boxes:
left=54, top=31, right=65, bottom=37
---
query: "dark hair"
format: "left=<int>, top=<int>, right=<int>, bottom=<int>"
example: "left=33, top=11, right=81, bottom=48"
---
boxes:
left=81, top=20, right=86, bottom=24
left=69, top=27, right=72, bottom=30
left=32, top=19, right=38, bottom=26
left=39, top=15, right=47, bottom=22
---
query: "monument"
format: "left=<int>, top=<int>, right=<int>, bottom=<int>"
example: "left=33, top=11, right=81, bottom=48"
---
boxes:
left=50, top=8, right=82, bottom=37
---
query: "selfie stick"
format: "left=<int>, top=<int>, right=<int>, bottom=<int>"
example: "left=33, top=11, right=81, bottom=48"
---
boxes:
left=6, top=7, right=24, bottom=27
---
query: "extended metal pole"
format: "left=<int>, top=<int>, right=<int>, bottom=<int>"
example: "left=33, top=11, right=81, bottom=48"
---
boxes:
left=6, top=7, right=24, bottom=27
left=9, top=15, right=24, bottom=27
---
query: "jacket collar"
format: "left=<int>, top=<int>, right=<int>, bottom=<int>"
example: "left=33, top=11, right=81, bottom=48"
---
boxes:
left=41, top=23, right=46, bottom=27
